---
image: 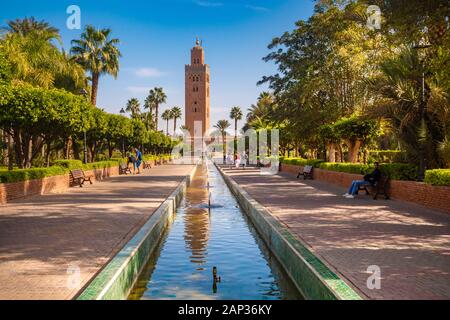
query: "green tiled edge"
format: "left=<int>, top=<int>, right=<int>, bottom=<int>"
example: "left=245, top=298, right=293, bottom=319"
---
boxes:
left=76, top=165, right=198, bottom=300
left=216, top=165, right=363, bottom=301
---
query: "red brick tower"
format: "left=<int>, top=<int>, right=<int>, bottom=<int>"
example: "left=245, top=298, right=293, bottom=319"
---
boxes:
left=185, top=38, right=210, bottom=141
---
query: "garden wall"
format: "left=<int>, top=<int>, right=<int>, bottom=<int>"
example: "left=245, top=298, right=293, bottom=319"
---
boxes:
left=281, top=163, right=450, bottom=214
left=0, top=166, right=120, bottom=205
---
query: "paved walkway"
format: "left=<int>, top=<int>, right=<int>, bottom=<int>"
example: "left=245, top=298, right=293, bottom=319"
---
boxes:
left=0, top=164, right=194, bottom=300
left=220, top=166, right=450, bottom=300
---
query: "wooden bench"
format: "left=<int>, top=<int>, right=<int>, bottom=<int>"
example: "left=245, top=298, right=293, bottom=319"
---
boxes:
left=358, top=176, right=390, bottom=200
left=119, top=163, right=132, bottom=175
left=143, top=161, right=153, bottom=169
left=297, top=165, right=313, bottom=180
left=70, top=169, right=93, bottom=187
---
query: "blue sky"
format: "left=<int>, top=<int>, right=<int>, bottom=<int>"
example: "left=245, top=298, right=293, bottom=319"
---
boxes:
left=2, top=0, right=315, bottom=132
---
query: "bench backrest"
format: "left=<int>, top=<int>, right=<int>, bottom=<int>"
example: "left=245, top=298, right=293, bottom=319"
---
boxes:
left=119, top=163, right=127, bottom=169
left=70, top=169, right=84, bottom=179
left=304, top=165, right=313, bottom=173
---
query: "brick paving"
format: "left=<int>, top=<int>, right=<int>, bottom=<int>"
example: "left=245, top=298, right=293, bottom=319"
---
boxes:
left=0, top=164, right=194, bottom=300
left=220, top=166, right=450, bottom=300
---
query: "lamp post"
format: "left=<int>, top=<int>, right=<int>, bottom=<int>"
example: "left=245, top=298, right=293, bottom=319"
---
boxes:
left=80, top=89, right=89, bottom=164
left=413, top=44, right=431, bottom=181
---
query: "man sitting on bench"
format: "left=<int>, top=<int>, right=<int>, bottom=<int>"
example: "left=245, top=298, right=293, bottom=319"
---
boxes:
left=344, top=162, right=381, bottom=199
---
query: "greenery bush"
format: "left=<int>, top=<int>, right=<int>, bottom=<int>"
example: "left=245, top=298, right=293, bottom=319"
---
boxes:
left=52, top=160, right=84, bottom=170
left=424, top=170, right=450, bottom=186
left=0, top=160, right=124, bottom=184
left=368, top=150, right=408, bottom=164
left=281, top=158, right=417, bottom=181
left=0, top=166, right=66, bottom=183
left=281, top=157, right=324, bottom=167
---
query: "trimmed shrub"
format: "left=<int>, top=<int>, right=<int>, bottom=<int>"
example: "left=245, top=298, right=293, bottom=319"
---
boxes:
left=52, top=160, right=83, bottom=170
left=0, top=166, right=66, bottom=183
left=281, top=157, right=324, bottom=167
left=281, top=158, right=417, bottom=181
left=83, top=161, right=119, bottom=171
left=425, top=169, right=450, bottom=186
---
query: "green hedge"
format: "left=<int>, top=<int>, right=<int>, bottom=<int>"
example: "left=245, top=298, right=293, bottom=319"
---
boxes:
left=0, top=155, right=171, bottom=184
left=424, top=169, right=450, bottom=186
left=281, top=157, right=324, bottom=167
left=281, top=158, right=417, bottom=181
left=0, top=166, right=66, bottom=183
left=52, top=160, right=84, bottom=170
left=0, top=160, right=121, bottom=184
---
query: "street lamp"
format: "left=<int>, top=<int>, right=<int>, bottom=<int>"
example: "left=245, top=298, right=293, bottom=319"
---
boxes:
left=412, top=43, right=432, bottom=181
left=80, top=89, right=89, bottom=164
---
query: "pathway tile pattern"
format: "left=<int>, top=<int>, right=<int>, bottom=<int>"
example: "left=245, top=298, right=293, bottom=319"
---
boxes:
left=0, top=165, right=194, bottom=300
left=221, top=167, right=450, bottom=300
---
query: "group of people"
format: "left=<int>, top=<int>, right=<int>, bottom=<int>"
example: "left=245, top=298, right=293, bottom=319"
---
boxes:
left=126, top=148, right=143, bottom=175
left=226, top=152, right=248, bottom=169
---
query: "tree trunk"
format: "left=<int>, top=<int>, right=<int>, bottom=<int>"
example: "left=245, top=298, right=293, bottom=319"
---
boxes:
left=1, top=130, right=6, bottom=166
left=155, top=104, right=159, bottom=131
left=173, top=119, right=177, bottom=136
left=328, top=143, right=336, bottom=162
left=7, top=131, right=13, bottom=171
left=166, top=120, right=169, bottom=135
left=347, top=140, right=362, bottom=163
left=72, top=137, right=81, bottom=160
left=91, top=72, right=100, bottom=106
left=45, top=143, right=51, bottom=167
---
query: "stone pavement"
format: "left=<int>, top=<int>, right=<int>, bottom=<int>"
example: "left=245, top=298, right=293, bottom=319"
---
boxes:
left=220, top=166, right=450, bottom=300
left=0, top=164, right=194, bottom=300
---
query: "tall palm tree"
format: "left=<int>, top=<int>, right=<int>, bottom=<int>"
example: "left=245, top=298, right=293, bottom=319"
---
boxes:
left=171, top=106, right=182, bottom=136
left=214, top=120, right=231, bottom=158
left=230, top=106, right=243, bottom=146
left=125, top=98, right=141, bottom=119
left=71, top=25, right=121, bottom=106
left=162, top=109, right=172, bottom=136
left=146, top=87, right=167, bottom=131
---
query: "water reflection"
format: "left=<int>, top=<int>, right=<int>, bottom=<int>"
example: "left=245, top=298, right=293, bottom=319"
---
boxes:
left=183, top=165, right=210, bottom=269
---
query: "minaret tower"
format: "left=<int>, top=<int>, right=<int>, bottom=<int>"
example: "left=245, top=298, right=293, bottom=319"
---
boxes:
left=185, top=38, right=210, bottom=140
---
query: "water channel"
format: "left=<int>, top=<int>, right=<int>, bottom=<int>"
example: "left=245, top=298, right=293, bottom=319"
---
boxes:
left=128, top=161, right=303, bottom=300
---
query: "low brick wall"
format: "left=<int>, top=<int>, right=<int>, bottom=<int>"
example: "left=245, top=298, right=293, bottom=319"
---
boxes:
left=0, top=166, right=120, bottom=205
left=281, top=163, right=450, bottom=213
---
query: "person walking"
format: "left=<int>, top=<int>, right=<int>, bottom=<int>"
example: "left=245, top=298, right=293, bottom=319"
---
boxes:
left=235, top=153, right=241, bottom=169
left=135, top=147, right=143, bottom=175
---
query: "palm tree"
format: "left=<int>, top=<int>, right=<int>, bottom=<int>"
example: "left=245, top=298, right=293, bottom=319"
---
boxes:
left=369, top=46, right=449, bottom=170
left=4, top=17, right=60, bottom=40
left=230, top=106, right=243, bottom=147
left=71, top=25, right=121, bottom=106
left=171, top=106, right=182, bottom=136
left=146, top=87, right=167, bottom=131
left=1, top=22, right=85, bottom=90
left=125, top=98, right=141, bottom=119
left=214, top=120, right=231, bottom=158
left=162, top=110, right=172, bottom=136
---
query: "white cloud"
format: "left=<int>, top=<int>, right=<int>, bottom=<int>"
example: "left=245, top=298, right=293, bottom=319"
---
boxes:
left=134, top=68, right=166, bottom=78
left=194, top=1, right=224, bottom=7
left=245, top=5, right=269, bottom=12
left=126, top=86, right=151, bottom=94
left=126, top=86, right=178, bottom=95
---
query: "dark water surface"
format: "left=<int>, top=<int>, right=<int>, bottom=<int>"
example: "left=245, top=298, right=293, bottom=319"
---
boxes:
left=128, top=162, right=303, bottom=300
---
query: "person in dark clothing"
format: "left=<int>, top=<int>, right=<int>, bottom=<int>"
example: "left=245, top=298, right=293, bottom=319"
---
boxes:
left=344, top=162, right=381, bottom=199
left=127, top=152, right=137, bottom=174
